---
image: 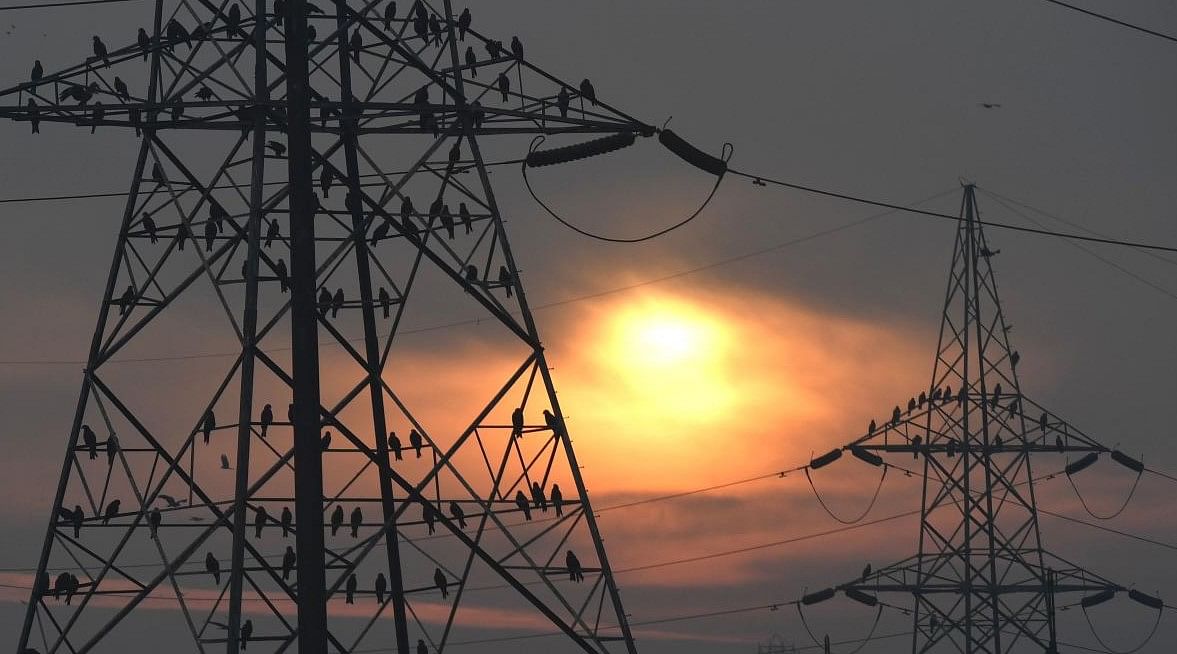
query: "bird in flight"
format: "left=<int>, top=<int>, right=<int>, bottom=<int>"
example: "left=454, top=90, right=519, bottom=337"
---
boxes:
left=978, top=102, right=1002, bottom=109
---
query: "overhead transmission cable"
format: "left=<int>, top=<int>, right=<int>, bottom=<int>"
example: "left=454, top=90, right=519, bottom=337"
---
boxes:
left=1037, top=0, right=1177, bottom=44
left=0, top=0, right=140, bottom=10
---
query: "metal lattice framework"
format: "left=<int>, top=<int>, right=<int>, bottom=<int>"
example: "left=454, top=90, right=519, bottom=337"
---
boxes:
left=3, top=1, right=648, bottom=653
left=805, top=186, right=1152, bottom=653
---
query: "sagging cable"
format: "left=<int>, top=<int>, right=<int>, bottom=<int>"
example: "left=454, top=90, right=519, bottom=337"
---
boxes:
left=797, top=600, right=885, bottom=654
left=805, top=463, right=888, bottom=525
left=1081, top=588, right=1163, bottom=654
left=521, top=130, right=731, bottom=243
left=1065, top=451, right=1144, bottom=520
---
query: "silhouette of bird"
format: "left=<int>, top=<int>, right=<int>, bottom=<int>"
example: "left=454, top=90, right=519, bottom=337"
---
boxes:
left=319, top=166, right=333, bottom=197
left=331, top=288, right=345, bottom=318
left=106, top=435, right=120, bottom=465
left=498, top=266, right=513, bottom=297
left=862, top=563, right=872, bottom=579
left=947, top=438, right=957, bottom=458
left=579, top=78, right=596, bottom=105
left=543, top=409, right=564, bottom=437
left=166, top=19, right=191, bottom=50
left=350, top=30, right=362, bottom=62
left=350, top=506, right=362, bottom=537
left=448, top=501, right=466, bottom=529
left=220, top=454, right=232, bottom=469
left=464, top=46, right=477, bottom=76
left=320, top=431, right=332, bottom=452
left=113, top=76, right=130, bottom=102
left=496, top=72, right=509, bottom=102
left=409, top=428, right=423, bottom=458
left=434, top=567, right=448, bottom=598
left=510, top=36, right=523, bottom=60
left=281, top=545, right=295, bottom=580
left=457, top=7, right=471, bottom=40
left=374, top=572, right=387, bottom=604
left=137, top=27, right=150, bottom=59
left=330, top=505, right=344, bottom=536
left=867, top=419, right=876, bottom=435
left=566, top=550, right=584, bottom=582
left=281, top=506, right=293, bottom=537
left=71, top=506, right=84, bottom=538
left=980, top=246, right=1001, bottom=258
left=531, top=481, right=547, bottom=511
left=345, top=573, right=357, bottom=603
left=103, top=499, right=120, bottom=525
left=412, top=501, right=432, bottom=534
left=240, top=619, right=253, bottom=649
left=158, top=494, right=185, bottom=509
left=388, top=431, right=403, bottom=460
left=383, top=1, right=396, bottom=31
left=412, top=13, right=427, bottom=40
left=510, top=407, right=524, bottom=438
left=1010, top=351, right=1020, bottom=367
left=31, top=59, right=42, bottom=83
left=550, top=484, right=563, bottom=516
left=266, top=140, right=286, bottom=157
left=227, top=4, right=242, bottom=36
left=148, top=507, right=162, bottom=538
left=439, top=204, right=455, bottom=239
left=202, top=410, right=216, bottom=444
left=991, top=383, right=1003, bottom=408
left=92, top=35, right=110, bottom=67
left=317, top=287, right=332, bottom=318
left=416, top=639, right=428, bottom=654
left=275, top=258, right=289, bottom=292
left=81, top=424, right=99, bottom=460
left=485, top=39, right=501, bottom=58
left=27, top=98, right=40, bottom=134
left=1055, top=435, right=1064, bottom=453
left=254, top=506, right=268, bottom=538
left=88, top=101, right=105, bottom=134
left=910, top=435, right=922, bottom=459
left=978, top=102, right=1002, bottom=109
left=259, top=403, right=273, bottom=437
left=428, top=14, right=441, bottom=45
left=264, top=218, right=280, bottom=248
left=993, top=436, right=1003, bottom=451
left=556, top=86, right=570, bottom=118
left=206, top=551, right=221, bottom=584
left=514, top=490, right=531, bottom=520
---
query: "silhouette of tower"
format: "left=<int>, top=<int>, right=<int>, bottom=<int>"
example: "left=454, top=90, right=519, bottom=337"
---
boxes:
left=800, top=186, right=1157, bottom=652
left=4, top=2, right=646, bottom=653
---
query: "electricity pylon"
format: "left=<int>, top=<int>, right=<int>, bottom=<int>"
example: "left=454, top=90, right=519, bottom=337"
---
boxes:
left=3, top=2, right=647, bottom=653
left=800, top=186, right=1158, bottom=653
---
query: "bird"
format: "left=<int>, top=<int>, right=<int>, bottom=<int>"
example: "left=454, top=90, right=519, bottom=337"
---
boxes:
left=510, top=36, right=523, bottom=60
left=1055, top=435, right=1064, bottom=453
left=264, top=219, right=280, bottom=248
left=317, top=287, right=332, bottom=318
left=409, top=429, right=423, bottom=458
left=71, top=506, right=84, bottom=538
left=240, top=619, right=253, bottom=649
left=92, top=35, right=110, bottom=67
left=511, top=407, right=524, bottom=438
left=27, top=98, right=40, bottom=134
left=254, top=506, right=268, bottom=538
left=350, top=30, right=362, bottom=62
left=320, top=431, right=332, bottom=452
left=113, top=77, right=130, bottom=102
left=862, top=563, right=872, bottom=579
left=543, top=409, right=564, bottom=437
left=137, top=27, right=150, bottom=59
left=457, top=8, right=471, bottom=40
left=496, top=72, right=509, bottom=102
left=266, top=140, right=286, bottom=157
left=388, top=431, right=403, bottom=460
left=166, top=19, right=191, bottom=50
left=281, top=545, right=295, bottom=580
left=556, top=86, right=570, bottom=118
left=30, top=59, right=43, bottom=84
left=88, top=101, right=105, bottom=134
left=349, top=506, right=362, bottom=537
left=531, top=481, right=547, bottom=512
left=422, top=502, right=436, bottom=534
left=448, top=501, right=466, bottom=529
left=275, top=259, right=289, bottom=292
left=103, top=499, right=120, bottom=525
left=259, top=404, right=273, bottom=437
left=383, top=1, right=396, bottom=31
left=106, top=435, right=120, bottom=465
left=81, top=424, right=99, bottom=460
left=206, top=551, right=221, bottom=584
left=374, top=572, right=388, bottom=604
left=550, top=484, right=564, bottom=516
left=434, top=567, right=448, bottom=598
left=227, top=4, right=242, bottom=36
left=514, top=490, right=531, bottom=520
left=202, top=410, right=216, bottom=444
left=464, top=46, right=477, bottom=76
left=220, top=454, right=232, bottom=470
left=566, top=549, right=584, bottom=582
left=157, top=494, right=186, bottom=509
left=428, top=14, right=442, bottom=45
left=867, top=419, right=876, bottom=435
left=416, top=639, right=428, bottom=654
left=331, top=288, right=345, bottom=318
left=579, top=78, right=596, bottom=105
left=195, top=85, right=213, bottom=101
left=281, top=506, right=293, bottom=537
left=980, top=247, right=1001, bottom=258
left=497, top=266, right=513, bottom=297
left=978, top=102, right=1002, bottom=109
left=330, top=505, right=344, bottom=536
left=148, top=507, right=162, bottom=538
left=345, top=573, right=357, bottom=604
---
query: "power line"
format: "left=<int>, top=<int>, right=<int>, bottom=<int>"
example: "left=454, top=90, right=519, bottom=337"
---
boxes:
left=1037, top=0, right=1177, bottom=44
left=0, top=0, right=140, bottom=11
left=728, top=170, right=1177, bottom=254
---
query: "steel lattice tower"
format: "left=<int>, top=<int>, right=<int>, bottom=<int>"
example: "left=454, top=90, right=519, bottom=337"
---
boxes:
left=806, top=186, right=1151, bottom=653
left=3, top=1, right=647, bottom=652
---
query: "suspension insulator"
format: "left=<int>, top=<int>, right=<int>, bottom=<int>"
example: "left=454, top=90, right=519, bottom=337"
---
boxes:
left=1111, top=450, right=1144, bottom=473
left=850, top=445, right=883, bottom=467
left=802, top=587, right=836, bottom=605
left=844, top=588, right=878, bottom=606
left=659, top=129, right=728, bottom=177
left=525, top=132, right=637, bottom=168
left=809, top=449, right=843, bottom=470
left=1128, top=589, right=1163, bottom=609
left=1081, top=589, right=1115, bottom=608
left=1065, top=452, right=1099, bottom=476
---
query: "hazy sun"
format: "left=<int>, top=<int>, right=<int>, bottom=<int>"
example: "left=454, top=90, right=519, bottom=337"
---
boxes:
left=602, top=297, right=736, bottom=422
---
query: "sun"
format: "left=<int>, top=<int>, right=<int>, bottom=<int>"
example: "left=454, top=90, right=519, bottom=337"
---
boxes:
left=600, top=297, right=736, bottom=422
